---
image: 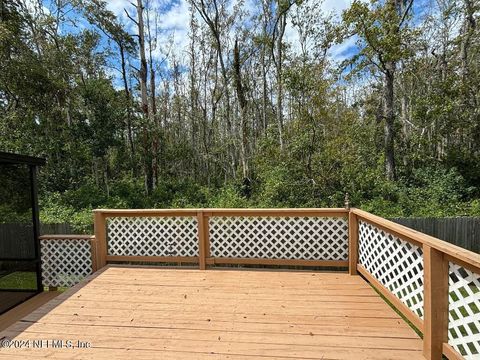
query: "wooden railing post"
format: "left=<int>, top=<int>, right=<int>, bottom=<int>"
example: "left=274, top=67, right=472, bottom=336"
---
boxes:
left=348, top=210, right=359, bottom=275
left=94, top=211, right=107, bottom=269
left=423, top=244, right=449, bottom=360
left=90, top=236, right=98, bottom=273
left=197, top=211, right=209, bottom=270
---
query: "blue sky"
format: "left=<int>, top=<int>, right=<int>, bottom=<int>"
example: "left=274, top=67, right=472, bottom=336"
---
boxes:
left=28, top=0, right=435, bottom=88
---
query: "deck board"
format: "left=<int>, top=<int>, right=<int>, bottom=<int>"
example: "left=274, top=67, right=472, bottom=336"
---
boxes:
left=0, top=291, right=60, bottom=332
left=0, top=266, right=424, bottom=359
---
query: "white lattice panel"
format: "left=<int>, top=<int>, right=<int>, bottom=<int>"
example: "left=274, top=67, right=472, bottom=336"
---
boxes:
left=107, top=217, right=198, bottom=257
left=448, top=262, right=480, bottom=359
left=41, top=238, right=92, bottom=287
left=209, top=216, right=348, bottom=260
left=358, top=221, right=424, bottom=318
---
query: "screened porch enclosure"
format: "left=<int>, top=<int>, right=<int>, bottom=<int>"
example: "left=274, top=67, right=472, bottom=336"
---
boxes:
left=0, top=152, right=45, bottom=314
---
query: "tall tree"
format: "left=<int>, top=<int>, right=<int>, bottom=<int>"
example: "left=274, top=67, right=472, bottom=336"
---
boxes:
left=233, top=38, right=249, bottom=180
left=343, top=0, right=415, bottom=180
left=79, top=0, right=137, bottom=163
left=126, top=0, right=154, bottom=193
left=191, top=0, right=237, bottom=178
left=271, top=0, right=297, bottom=151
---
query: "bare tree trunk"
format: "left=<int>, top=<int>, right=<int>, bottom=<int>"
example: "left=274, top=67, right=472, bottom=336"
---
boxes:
left=135, top=0, right=153, bottom=194
left=275, top=12, right=287, bottom=151
left=261, top=49, right=268, bottom=134
left=233, top=39, right=249, bottom=180
left=146, top=1, right=159, bottom=188
left=189, top=13, right=198, bottom=178
left=384, top=66, right=396, bottom=180
left=459, top=0, right=475, bottom=81
left=136, top=0, right=149, bottom=119
left=119, top=43, right=135, bottom=163
left=380, top=0, right=403, bottom=181
left=260, top=3, right=270, bottom=135
left=191, top=0, right=236, bottom=178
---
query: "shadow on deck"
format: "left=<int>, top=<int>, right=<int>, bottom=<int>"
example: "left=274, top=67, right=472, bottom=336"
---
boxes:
left=0, top=265, right=423, bottom=359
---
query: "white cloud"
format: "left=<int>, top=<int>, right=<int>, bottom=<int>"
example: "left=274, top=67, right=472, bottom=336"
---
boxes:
left=24, top=0, right=50, bottom=16
left=102, top=0, right=361, bottom=84
left=322, top=0, right=351, bottom=16
left=159, top=0, right=190, bottom=31
left=329, top=35, right=358, bottom=63
left=105, top=0, right=132, bottom=17
left=105, top=0, right=191, bottom=64
left=105, top=0, right=358, bottom=65
left=284, top=19, right=300, bottom=53
left=284, top=0, right=356, bottom=59
left=157, top=0, right=191, bottom=60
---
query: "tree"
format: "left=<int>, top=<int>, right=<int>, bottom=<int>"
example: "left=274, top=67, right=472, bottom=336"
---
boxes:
left=233, top=38, right=249, bottom=180
left=126, top=0, right=154, bottom=193
left=191, top=0, right=236, bottom=178
left=78, top=0, right=138, bottom=163
left=271, top=0, right=298, bottom=151
left=342, top=0, right=415, bottom=180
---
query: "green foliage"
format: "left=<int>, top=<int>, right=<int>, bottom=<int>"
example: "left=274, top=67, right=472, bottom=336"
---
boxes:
left=151, top=180, right=208, bottom=208
left=1, top=0, right=479, bottom=231
left=360, top=167, right=473, bottom=217
left=39, top=193, right=93, bottom=233
left=207, top=186, right=250, bottom=208
left=470, top=200, right=480, bottom=216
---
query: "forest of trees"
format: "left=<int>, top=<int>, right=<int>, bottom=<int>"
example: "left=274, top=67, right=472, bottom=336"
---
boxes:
left=1, top=0, right=479, bottom=230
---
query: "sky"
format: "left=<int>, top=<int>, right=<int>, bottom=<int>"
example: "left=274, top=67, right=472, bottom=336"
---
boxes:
left=101, top=0, right=359, bottom=63
left=28, top=0, right=361, bottom=85
left=30, top=0, right=434, bottom=89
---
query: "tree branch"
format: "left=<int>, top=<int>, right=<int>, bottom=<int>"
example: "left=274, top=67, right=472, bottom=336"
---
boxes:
left=399, top=0, right=414, bottom=27
left=124, top=9, right=139, bottom=26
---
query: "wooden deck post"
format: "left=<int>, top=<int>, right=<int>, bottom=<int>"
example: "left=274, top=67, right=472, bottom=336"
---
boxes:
left=94, top=211, right=107, bottom=269
left=348, top=210, right=359, bottom=275
left=90, top=236, right=98, bottom=273
left=423, top=244, right=449, bottom=360
left=197, top=211, right=209, bottom=270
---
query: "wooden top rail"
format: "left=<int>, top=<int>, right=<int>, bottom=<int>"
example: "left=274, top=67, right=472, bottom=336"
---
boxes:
left=93, top=208, right=349, bottom=217
left=352, top=208, right=480, bottom=273
left=39, top=235, right=95, bottom=240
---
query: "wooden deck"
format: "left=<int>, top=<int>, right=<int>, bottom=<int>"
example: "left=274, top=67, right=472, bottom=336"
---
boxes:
left=0, top=266, right=424, bottom=359
left=0, top=291, right=60, bottom=333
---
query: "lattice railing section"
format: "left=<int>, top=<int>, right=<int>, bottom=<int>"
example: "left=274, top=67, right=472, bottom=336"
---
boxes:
left=107, top=217, right=199, bottom=257
left=209, top=216, right=348, bottom=260
left=448, top=263, right=480, bottom=359
left=358, top=221, right=424, bottom=319
left=40, top=238, right=93, bottom=287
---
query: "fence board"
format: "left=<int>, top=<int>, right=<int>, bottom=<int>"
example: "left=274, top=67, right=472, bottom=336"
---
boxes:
left=392, top=218, right=480, bottom=253
left=0, top=224, right=35, bottom=259
left=0, top=223, right=75, bottom=259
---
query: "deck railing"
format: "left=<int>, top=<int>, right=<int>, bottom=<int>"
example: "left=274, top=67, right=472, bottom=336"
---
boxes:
left=94, top=208, right=350, bottom=269
left=39, top=235, right=97, bottom=288
left=350, top=209, right=480, bottom=360
left=38, top=207, right=480, bottom=360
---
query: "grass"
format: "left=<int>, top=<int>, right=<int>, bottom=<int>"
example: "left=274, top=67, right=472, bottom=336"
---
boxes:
left=0, top=271, right=37, bottom=290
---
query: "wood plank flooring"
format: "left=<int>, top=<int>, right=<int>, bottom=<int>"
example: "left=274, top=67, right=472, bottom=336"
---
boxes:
left=0, top=291, right=60, bottom=332
left=0, top=266, right=424, bottom=359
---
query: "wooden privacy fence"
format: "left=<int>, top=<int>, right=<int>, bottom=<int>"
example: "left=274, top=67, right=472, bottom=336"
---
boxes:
left=0, top=223, right=78, bottom=259
left=37, top=207, right=480, bottom=360
left=392, top=217, right=480, bottom=253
